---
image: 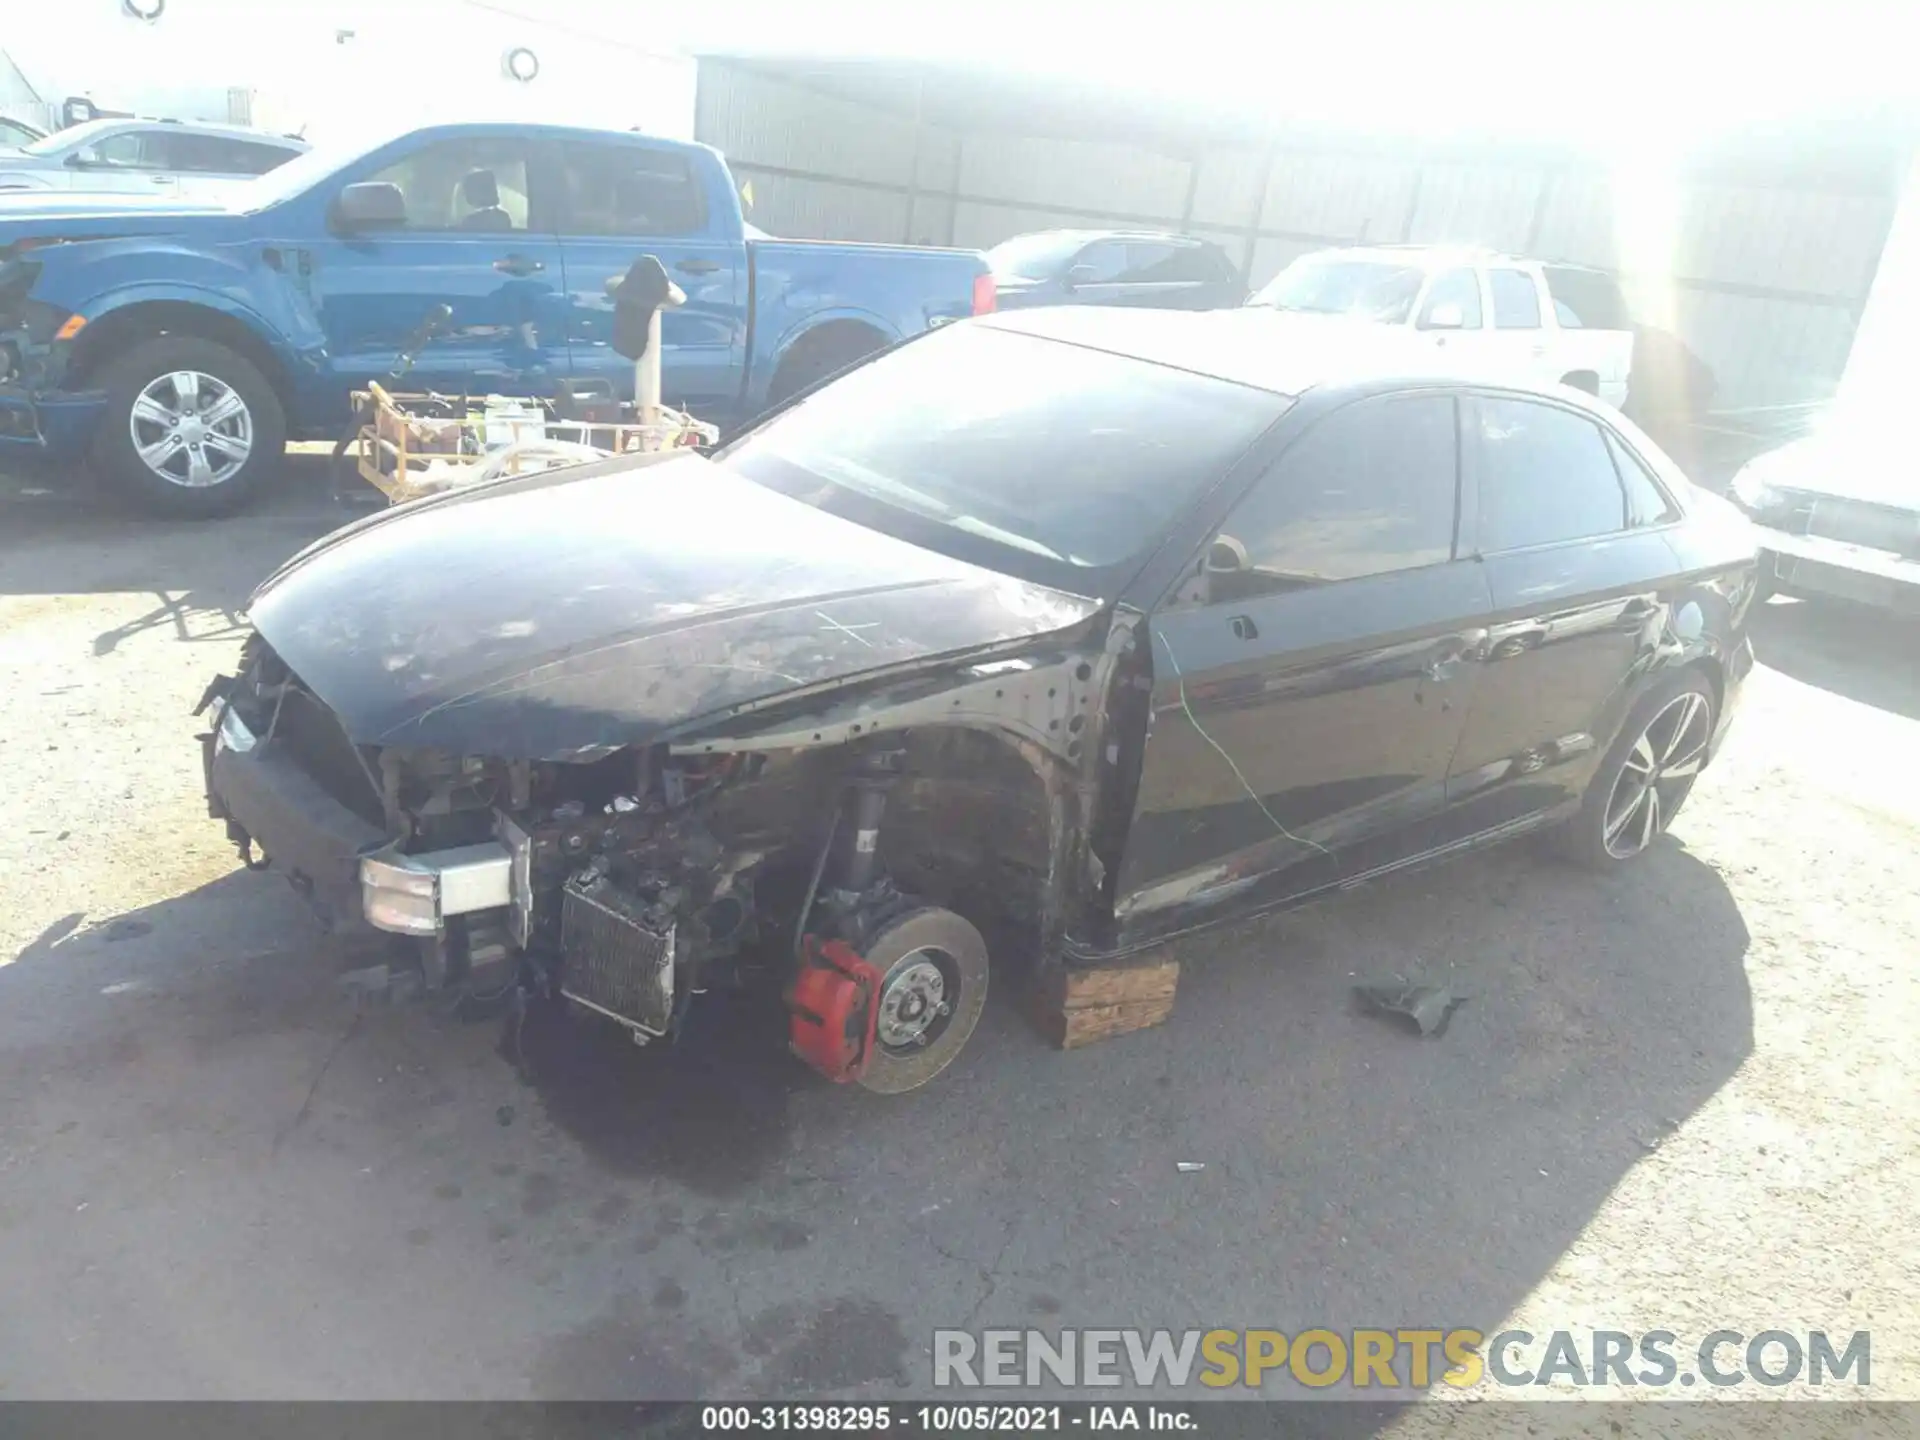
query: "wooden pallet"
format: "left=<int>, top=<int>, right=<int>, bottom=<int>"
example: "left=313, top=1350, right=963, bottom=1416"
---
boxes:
left=1033, top=950, right=1179, bottom=1050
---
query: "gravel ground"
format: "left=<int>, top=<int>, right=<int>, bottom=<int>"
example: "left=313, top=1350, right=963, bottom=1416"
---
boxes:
left=0, top=464, right=1915, bottom=1430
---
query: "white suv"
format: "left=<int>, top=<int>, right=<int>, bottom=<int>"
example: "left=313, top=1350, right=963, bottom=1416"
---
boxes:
left=0, top=118, right=306, bottom=198
left=1248, top=245, right=1635, bottom=405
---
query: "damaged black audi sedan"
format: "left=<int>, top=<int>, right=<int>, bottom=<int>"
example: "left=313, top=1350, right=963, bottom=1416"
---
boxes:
left=199, top=308, right=1756, bottom=1092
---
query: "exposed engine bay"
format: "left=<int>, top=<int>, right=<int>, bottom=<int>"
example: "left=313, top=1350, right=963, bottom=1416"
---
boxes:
left=201, top=618, right=1139, bottom=1093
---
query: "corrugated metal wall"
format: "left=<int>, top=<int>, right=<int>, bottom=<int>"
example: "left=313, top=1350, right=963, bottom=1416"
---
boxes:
left=697, top=60, right=1899, bottom=418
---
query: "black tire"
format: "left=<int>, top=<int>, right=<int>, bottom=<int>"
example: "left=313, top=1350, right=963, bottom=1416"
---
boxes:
left=90, top=335, right=287, bottom=518
left=855, top=906, right=990, bottom=1096
left=765, top=327, right=886, bottom=409
left=1553, top=670, right=1716, bottom=869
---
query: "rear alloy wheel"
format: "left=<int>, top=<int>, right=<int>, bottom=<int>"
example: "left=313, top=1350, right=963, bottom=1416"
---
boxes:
left=1558, top=674, right=1715, bottom=867
left=92, top=336, right=286, bottom=518
left=855, top=907, right=989, bottom=1095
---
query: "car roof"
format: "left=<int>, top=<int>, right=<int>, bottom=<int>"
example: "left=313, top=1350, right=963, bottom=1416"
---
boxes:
left=978, top=305, right=1601, bottom=403
left=1295, top=243, right=1615, bottom=278
left=51, top=117, right=307, bottom=149
left=994, top=227, right=1214, bottom=247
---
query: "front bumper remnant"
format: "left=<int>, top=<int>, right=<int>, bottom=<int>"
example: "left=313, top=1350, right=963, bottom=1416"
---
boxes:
left=361, top=846, right=512, bottom=936
left=1758, top=525, right=1920, bottom=615
left=204, top=698, right=513, bottom=936
left=0, top=382, right=110, bottom=457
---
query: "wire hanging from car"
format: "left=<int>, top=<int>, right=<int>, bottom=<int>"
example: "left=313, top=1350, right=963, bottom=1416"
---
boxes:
left=1152, top=627, right=1334, bottom=861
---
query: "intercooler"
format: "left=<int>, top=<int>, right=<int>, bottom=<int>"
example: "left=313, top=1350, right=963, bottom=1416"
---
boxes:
left=559, top=873, right=676, bottom=1037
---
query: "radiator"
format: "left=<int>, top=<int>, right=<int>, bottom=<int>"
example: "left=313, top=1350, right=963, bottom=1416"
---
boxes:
left=559, top=873, right=676, bottom=1037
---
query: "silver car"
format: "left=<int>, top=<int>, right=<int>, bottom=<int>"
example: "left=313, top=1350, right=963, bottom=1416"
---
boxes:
left=0, top=118, right=306, bottom=198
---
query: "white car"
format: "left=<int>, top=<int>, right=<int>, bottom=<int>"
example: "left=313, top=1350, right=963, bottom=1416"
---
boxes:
left=1728, top=408, right=1920, bottom=613
left=0, top=115, right=45, bottom=148
left=0, top=118, right=306, bottom=198
left=1248, top=245, right=1635, bottom=406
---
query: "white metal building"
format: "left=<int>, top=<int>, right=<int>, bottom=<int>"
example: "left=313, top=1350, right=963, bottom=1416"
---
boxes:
left=694, top=56, right=1913, bottom=438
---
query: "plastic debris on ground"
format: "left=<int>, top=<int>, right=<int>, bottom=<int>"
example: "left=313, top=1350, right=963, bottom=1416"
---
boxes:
left=1352, top=980, right=1469, bottom=1037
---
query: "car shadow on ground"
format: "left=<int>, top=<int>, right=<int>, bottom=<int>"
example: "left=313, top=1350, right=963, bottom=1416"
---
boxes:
left=1750, top=595, right=1920, bottom=722
left=0, top=821, right=1753, bottom=1415
left=0, top=455, right=360, bottom=656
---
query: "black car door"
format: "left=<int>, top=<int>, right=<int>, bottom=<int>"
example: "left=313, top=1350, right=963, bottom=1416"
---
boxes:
left=1440, top=393, right=1684, bottom=834
left=1114, top=391, right=1492, bottom=936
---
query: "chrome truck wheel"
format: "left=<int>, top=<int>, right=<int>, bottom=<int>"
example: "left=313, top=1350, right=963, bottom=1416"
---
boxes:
left=92, top=335, right=286, bottom=518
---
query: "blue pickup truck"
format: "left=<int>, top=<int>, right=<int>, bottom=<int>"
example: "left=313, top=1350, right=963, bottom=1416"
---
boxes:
left=0, top=123, right=994, bottom=515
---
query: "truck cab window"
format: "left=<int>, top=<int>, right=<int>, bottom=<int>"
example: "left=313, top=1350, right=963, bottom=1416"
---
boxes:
left=365, top=139, right=531, bottom=231
left=561, top=144, right=707, bottom=237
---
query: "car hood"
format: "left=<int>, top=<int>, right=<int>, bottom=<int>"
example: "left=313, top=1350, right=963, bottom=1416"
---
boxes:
left=0, top=190, right=237, bottom=228
left=249, top=453, right=1103, bottom=761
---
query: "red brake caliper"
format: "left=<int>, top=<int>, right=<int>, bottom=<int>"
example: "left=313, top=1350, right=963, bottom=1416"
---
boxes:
left=786, top=936, right=883, bottom=1083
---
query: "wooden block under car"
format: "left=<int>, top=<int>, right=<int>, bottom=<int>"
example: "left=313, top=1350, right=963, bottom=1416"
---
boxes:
left=1033, top=951, right=1179, bottom=1050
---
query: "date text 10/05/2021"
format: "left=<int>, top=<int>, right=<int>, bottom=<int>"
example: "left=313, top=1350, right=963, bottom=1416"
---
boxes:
left=701, top=1406, right=1193, bottom=1431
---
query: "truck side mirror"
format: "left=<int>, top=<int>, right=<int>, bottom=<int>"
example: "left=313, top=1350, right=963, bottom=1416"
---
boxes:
left=1420, top=302, right=1466, bottom=331
left=1064, top=263, right=1098, bottom=289
left=331, top=181, right=407, bottom=232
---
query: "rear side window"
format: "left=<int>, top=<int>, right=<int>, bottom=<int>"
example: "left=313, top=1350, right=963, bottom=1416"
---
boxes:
left=1191, top=394, right=1459, bottom=602
left=1543, top=266, right=1630, bottom=330
left=1419, top=268, right=1482, bottom=329
left=1473, top=396, right=1627, bottom=552
left=1489, top=268, right=1542, bottom=329
left=1071, top=240, right=1132, bottom=284
left=222, top=139, right=298, bottom=175
left=157, top=134, right=244, bottom=172
left=560, top=143, right=706, bottom=237
left=1194, top=243, right=1243, bottom=288
left=1127, top=242, right=1228, bottom=285
left=1607, top=431, right=1679, bottom=526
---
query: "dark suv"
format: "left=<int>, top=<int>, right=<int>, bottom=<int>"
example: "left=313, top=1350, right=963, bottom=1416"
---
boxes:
left=988, top=229, right=1245, bottom=311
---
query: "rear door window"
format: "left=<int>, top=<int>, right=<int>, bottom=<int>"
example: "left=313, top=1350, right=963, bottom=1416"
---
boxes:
left=1471, top=395, right=1629, bottom=552
left=1072, top=240, right=1132, bottom=284
left=156, top=133, right=239, bottom=173
left=217, top=139, right=298, bottom=175
left=1489, top=268, right=1542, bottom=329
left=559, top=142, right=708, bottom=237
left=1125, top=242, right=1196, bottom=282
